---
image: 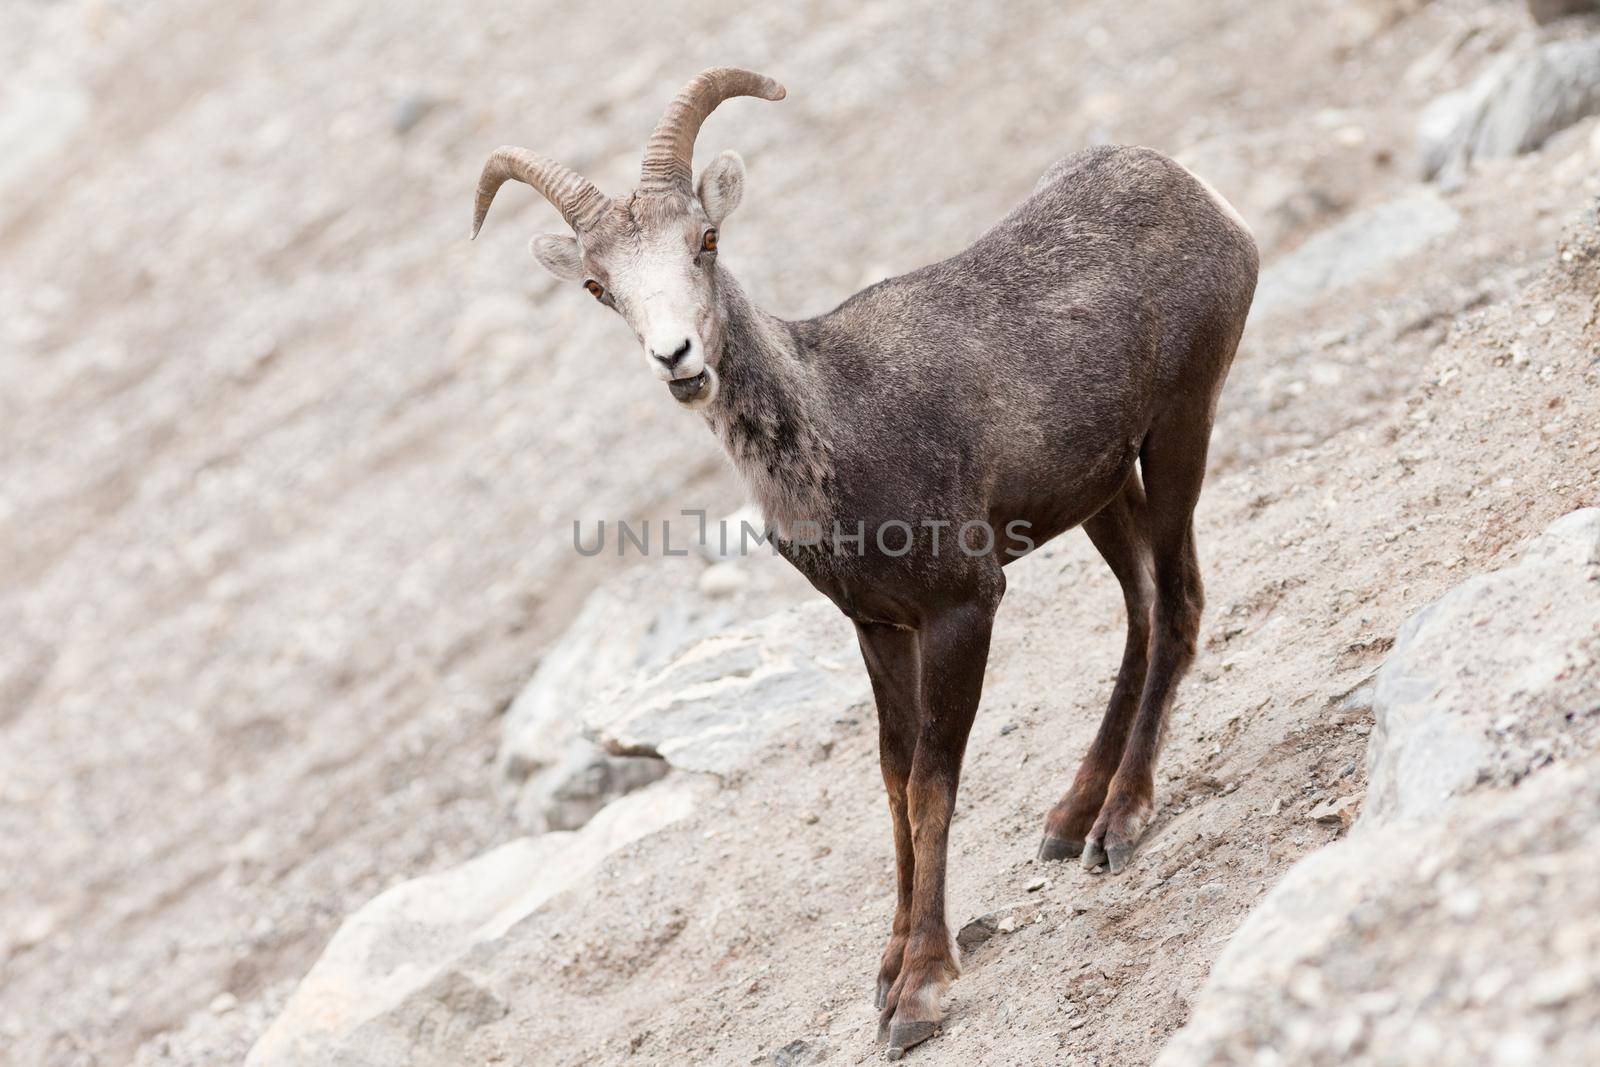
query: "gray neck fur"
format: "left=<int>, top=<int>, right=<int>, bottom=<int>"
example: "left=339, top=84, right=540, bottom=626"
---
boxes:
left=702, top=272, right=834, bottom=537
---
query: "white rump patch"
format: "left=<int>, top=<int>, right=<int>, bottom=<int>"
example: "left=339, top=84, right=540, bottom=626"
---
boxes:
left=1182, top=165, right=1253, bottom=238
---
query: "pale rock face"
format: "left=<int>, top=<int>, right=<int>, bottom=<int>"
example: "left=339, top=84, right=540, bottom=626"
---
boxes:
left=245, top=775, right=703, bottom=1067
left=1367, top=507, right=1600, bottom=824
left=1157, top=510, right=1600, bottom=1067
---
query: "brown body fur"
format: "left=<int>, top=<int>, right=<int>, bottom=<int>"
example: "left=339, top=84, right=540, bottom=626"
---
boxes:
left=699, top=145, right=1258, bottom=1050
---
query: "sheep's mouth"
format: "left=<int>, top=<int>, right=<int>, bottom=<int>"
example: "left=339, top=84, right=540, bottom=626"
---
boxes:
left=667, top=371, right=710, bottom=403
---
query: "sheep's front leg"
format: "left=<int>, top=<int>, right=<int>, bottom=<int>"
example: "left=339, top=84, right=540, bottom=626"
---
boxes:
left=877, top=600, right=996, bottom=1059
left=855, top=621, right=922, bottom=1008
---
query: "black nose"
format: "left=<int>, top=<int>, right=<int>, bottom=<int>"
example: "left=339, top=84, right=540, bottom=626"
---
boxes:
left=652, top=339, right=693, bottom=372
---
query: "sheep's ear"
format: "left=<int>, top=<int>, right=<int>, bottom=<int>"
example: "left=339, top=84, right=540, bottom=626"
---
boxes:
left=697, top=150, right=746, bottom=225
left=530, top=233, right=586, bottom=281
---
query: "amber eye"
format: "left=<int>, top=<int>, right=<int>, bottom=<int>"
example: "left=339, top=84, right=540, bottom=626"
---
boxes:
left=583, top=280, right=604, bottom=300
left=701, top=229, right=718, bottom=253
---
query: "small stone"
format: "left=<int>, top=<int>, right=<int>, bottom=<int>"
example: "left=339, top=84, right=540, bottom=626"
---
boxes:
left=1443, top=886, right=1483, bottom=920
left=392, top=92, right=438, bottom=135
left=1491, top=1031, right=1544, bottom=1067
left=1535, top=308, right=1556, bottom=326
left=801, top=810, right=820, bottom=825
left=10, top=906, right=57, bottom=952
left=1308, top=792, right=1361, bottom=827
left=1026, top=877, right=1047, bottom=892
left=997, top=915, right=1019, bottom=934
left=1525, top=963, right=1592, bottom=1008
left=1334, top=124, right=1367, bottom=147
left=209, top=992, right=238, bottom=1015
left=999, top=722, right=1018, bottom=736
left=956, top=916, right=998, bottom=951
left=1287, top=966, right=1326, bottom=1007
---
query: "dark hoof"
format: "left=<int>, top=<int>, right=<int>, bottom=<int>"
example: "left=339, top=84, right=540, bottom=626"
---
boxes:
left=885, top=1020, right=938, bottom=1060
left=1082, top=834, right=1139, bottom=873
left=1037, top=834, right=1083, bottom=862
left=874, top=978, right=891, bottom=1011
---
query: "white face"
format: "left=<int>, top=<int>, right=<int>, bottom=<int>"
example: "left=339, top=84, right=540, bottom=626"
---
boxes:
left=589, top=212, right=720, bottom=386
left=530, top=151, right=748, bottom=409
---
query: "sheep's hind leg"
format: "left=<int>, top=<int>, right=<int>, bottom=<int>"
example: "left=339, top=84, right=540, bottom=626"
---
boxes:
left=1082, top=409, right=1211, bottom=874
left=1039, top=475, right=1154, bottom=861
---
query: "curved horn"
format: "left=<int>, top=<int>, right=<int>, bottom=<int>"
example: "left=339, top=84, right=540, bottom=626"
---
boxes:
left=471, top=147, right=611, bottom=239
left=638, top=67, right=786, bottom=193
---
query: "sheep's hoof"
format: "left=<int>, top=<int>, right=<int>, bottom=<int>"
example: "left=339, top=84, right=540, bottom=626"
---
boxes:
left=1037, top=834, right=1082, bottom=862
left=885, top=1020, right=938, bottom=1060
left=874, top=978, right=892, bottom=1011
left=1081, top=834, right=1137, bottom=874
left=1082, top=794, right=1151, bottom=874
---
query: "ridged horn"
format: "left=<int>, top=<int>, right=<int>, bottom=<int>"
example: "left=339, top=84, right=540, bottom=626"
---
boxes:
left=638, top=67, right=785, bottom=193
left=471, top=147, right=611, bottom=239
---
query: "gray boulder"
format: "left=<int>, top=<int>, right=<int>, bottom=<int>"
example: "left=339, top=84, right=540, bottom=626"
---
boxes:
left=1158, top=510, right=1600, bottom=1066
left=1419, top=36, right=1600, bottom=181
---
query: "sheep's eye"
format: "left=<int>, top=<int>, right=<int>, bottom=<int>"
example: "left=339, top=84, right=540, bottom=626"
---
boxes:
left=583, top=280, right=604, bottom=300
left=701, top=229, right=718, bottom=253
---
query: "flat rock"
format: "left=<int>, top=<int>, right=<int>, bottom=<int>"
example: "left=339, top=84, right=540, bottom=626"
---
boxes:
left=582, top=599, right=867, bottom=777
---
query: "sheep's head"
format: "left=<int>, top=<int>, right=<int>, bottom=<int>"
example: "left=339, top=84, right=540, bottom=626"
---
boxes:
left=471, top=68, right=785, bottom=409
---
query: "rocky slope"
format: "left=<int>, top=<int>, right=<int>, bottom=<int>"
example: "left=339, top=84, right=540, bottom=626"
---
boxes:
left=1159, top=509, right=1600, bottom=1067
left=3, top=1, right=1599, bottom=1065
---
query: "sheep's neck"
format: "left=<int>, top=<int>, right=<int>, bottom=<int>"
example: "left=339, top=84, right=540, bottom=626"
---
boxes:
left=706, top=274, right=835, bottom=538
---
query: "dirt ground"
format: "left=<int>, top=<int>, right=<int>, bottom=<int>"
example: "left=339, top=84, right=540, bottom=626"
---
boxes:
left=2, top=0, right=1598, bottom=1065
